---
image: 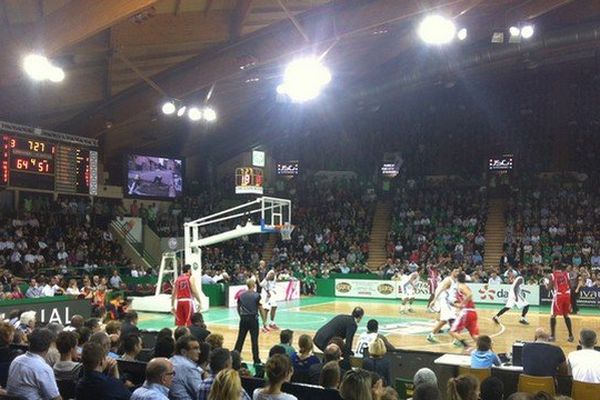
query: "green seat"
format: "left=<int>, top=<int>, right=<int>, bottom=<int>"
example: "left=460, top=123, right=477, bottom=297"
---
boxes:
left=395, top=377, right=414, bottom=400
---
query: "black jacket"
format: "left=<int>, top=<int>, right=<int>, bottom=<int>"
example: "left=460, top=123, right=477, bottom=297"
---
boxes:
left=313, top=315, right=357, bottom=356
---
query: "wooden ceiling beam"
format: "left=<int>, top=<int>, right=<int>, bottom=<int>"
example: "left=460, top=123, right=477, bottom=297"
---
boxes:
left=61, top=0, right=477, bottom=138
left=230, top=0, right=254, bottom=40
left=0, top=0, right=158, bottom=87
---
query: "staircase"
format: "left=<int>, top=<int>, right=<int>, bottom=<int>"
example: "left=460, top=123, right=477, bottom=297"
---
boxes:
left=483, top=198, right=506, bottom=266
left=367, top=200, right=392, bottom=270
left=262, top=233, right=278, bottom=263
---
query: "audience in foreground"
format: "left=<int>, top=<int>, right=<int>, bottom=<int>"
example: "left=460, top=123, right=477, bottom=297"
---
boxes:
left=567, top=328, right=600, bottom=383
left=131, top=357, right=174, bottom=400
left=253, top=354, right=297, bottom=400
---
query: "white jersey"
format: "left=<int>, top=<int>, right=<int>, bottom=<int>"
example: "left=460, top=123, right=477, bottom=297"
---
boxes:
left=436, top=277, right=458, bottom=321
left=354, top=332, right=378, bottom=358
left=506, top=276, right=528, bottom=309
left=260, top=278, right=278, bottom=309
left=400, top=272, right=418, bottom=298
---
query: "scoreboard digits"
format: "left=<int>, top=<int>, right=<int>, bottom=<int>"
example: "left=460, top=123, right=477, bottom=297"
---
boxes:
left=0, top=134, right=97, bottom=194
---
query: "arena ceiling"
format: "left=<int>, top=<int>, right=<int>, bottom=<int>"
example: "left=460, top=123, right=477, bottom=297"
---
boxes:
left=2, top=0, right=600, bottom=169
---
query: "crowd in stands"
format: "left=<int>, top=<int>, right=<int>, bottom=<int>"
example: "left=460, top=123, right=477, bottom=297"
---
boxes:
left=387, top=179, right=488, bottom=270
left=0, top=304, right=595, bottom=400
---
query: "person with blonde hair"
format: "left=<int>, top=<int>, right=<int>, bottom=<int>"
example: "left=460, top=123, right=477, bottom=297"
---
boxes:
left=339, top=369, right=373, bottom=400
left=447, top=375, right=479, bottom=400
left=253, top=354, right=297, bottom=400
left=363, top=338, right=392, bottom=386
left=290, top=334, right=320, bottom=383
left=208, top=369, right=246, bottom=400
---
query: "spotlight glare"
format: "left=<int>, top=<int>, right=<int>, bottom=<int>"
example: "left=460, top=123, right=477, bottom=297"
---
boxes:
left=457, top=28, right=468, bottom=41
left=188, top=107, right=202, bottom=121
left=47, top=66, right=65, bottom=83
left=23, top=54, right=51, bottom=81
left=202, top=107, right=217, bottom=122
left=418, top=15, right=456, bottom=45
left=521, top=24, right=534, bottom=39
left=281, top=57, right=331, bottom=102
left=161, top=101, right=176, bottom=115
left=177, top=106, right=187, bottom=117
left=509, top=26, right=521, bottom=37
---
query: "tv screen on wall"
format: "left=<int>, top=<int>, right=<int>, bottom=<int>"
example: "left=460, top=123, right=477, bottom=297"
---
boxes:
left=126, top=154, right=183, bottom=199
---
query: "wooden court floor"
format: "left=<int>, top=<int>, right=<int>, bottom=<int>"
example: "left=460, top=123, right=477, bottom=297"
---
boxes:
left=138, top=296, right=600, bottom=364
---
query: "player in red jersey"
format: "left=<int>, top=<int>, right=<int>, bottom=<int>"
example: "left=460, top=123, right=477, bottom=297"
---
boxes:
left=449, top=272, right=479, bottom=348
left=426, top=256, right=449, bottom=311
left=546, top=264, right=574, bottom=342
left=171, top=264, right=203, bottom=327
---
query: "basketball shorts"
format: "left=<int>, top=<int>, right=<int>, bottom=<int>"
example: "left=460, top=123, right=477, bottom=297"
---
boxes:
left=451, top=309, right=479, bottom=337
left=439, top=301, right=456, bottom=322
left=552, top=294, right=571, bottom=316
left=505, top=295, right=528, bottom=310
left=175, top=299, right=194, bottom=327
left=262, top=295, right=277, bottom=310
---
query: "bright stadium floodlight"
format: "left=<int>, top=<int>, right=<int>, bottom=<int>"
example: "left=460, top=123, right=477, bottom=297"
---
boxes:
left=418, top=15, right=456, bottom=45
left=23, top=54, right=52, bottom=81
left=177, top=105, right=187, bottom=117
left=162, top=100, right=176, bottom=115
left=278, top=57, right=331, bottom=102
left=188, top=107, right=202, bottom=121
left=509, top=26, right=521, bottom=37
left=457, top=28, right=468, bottom=41
left=202, top=107, right=217, bottom=122
left=521, top=24, right=534, bottom=39
left=47, top=66, right=65, bottom=83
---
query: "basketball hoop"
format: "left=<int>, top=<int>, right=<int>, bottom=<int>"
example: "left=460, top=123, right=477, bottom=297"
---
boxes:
left=278, top=222, right=295, bottom=241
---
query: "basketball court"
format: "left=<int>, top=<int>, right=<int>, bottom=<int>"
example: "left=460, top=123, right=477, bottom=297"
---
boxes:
left=137, top=296, right=600, bottom=364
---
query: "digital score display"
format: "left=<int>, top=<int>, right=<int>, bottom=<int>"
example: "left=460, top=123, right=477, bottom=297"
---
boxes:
left=0, top=134, right=97, bottom=194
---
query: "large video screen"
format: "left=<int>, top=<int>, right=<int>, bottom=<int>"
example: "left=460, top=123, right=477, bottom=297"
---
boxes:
left=126, top=154, right=183, bottom=199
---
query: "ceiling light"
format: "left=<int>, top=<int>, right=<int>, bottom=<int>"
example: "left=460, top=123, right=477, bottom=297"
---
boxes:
left=202, top=107, right=217, bottom=122
left=177, top=106, right=187, bottom=117
left=47, top=66, right=65, bottom=83
left=509, top=26, right=521, bottom=37
left=521, top=24, right=534, bottom=39
left=188, top=107, right=203, bottom=121
left=23, top=54, right=52, bottom=81
left=418, top=15, right=456, bottom=45
left=279, top=57, right=331, bottom=102
left=161, top=101, right=176, bottom=115
left=457, top=28, right=468, bottom=41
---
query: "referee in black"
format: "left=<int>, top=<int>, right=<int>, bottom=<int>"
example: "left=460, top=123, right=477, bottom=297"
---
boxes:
left=234, top=278, right=263, bottom=364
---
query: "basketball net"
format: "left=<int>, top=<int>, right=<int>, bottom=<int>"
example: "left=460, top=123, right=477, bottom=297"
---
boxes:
left=279, top=222, right=295, bottom=241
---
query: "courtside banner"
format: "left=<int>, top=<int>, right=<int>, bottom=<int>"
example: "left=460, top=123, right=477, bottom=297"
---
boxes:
left=227, top=280, right=300, bottom=308
left=471, top=283, right=540, bottom=306
left=335, top=279, right=409, bottom=299
left=540, top=286, right=600, bottom=307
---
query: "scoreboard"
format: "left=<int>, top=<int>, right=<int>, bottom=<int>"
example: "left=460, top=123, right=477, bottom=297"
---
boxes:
left=0, top=134, right=98, bottom=194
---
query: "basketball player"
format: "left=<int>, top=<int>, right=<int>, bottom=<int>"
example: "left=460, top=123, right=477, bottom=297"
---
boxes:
left=492, top=271, right=529, bottom=325
left=400, top=268, right=420, bottom=313
left=449, top=272, right=479, bottom=348
left=427, top=256, right=449, bottom=312
left=260, top=270, right=279, bottom=332
left=171, top=264, right=203, bottom=327
left=426, top=268, right=460, bottom=343
left=545, top=264, right=574, bottom=342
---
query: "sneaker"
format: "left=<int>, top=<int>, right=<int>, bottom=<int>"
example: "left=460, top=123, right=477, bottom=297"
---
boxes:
left=519, top=318, right=529, bottom=325
left=548, top=336, right=556, bottom=342
left=492, top=316, right=500, bottom=324
left=427, top=333, right=439, bottom=343
left=269, top=323, right=280, bottom=330
left=568, top=336, right=574, bottom=343
left=408, top=308, right=415, bottom=313
left=453, top=340, right=466, bottom=348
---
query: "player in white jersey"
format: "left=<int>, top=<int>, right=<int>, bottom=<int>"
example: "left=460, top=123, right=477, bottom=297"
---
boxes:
left=400, top=268, right=420, bottom=313
left=426, top=268, right=460, bottom=343
left=492, top=273, right=530, bottom=325
left=260, top=270, right=279, bottom=332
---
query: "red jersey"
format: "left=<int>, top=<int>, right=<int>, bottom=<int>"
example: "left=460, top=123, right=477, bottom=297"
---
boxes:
left=175, top=274, right=193, bottom=300
left=551, top=271, right=570, bottom=294
left=456, top=286, right=475, bottom=309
